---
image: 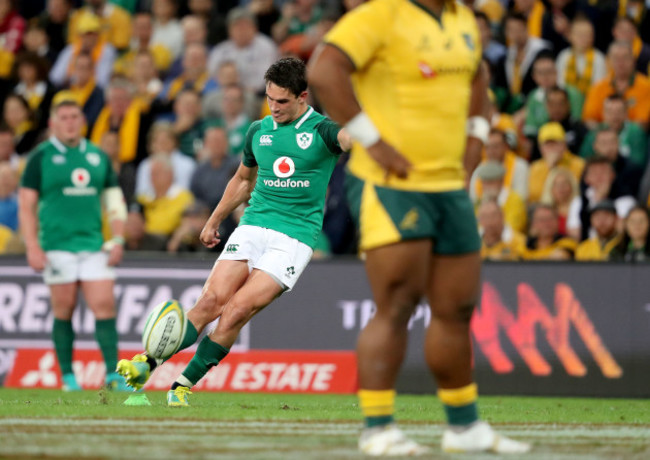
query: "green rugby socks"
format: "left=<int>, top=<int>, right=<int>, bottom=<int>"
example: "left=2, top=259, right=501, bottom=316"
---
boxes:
left=52, top=318, right=74, bottom=375
left=95, top=318, right=119, bottom=372
left=178, top=336, right=230, bottom=387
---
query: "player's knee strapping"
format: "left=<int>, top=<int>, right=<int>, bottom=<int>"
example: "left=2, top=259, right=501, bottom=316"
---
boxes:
left=181, top=335, right=230, bottom=386
left=438, top=383, right=479, bottom=426
left=359, top=389, right=396, bottom=428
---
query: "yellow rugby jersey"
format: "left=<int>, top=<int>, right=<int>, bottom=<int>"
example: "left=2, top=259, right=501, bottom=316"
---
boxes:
left=325, top=0, right=481, bottom=192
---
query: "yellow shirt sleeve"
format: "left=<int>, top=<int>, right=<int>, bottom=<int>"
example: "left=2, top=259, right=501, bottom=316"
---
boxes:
left=324, top=0, right=394, bottom=70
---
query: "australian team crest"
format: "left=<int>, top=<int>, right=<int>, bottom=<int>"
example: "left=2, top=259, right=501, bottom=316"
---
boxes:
left=296, top=132, right=313, bottom=150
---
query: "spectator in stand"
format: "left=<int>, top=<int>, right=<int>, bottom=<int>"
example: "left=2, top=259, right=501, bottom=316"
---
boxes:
left=0, top=161, right=18, bottom=232
left=63, top=52, right=104, bottom=133
left=248, top=0, right=280, bottom=39
left=135, top=121, right=196, bottom=198
left=582, top=41, right=650, bottom=130
left=129, top=51, right=164, bottom=107
left=0, top=0, right=25, bottom=81
left=541, top=0, right=579, bottom=54
left=137, top=153, right=194, bottom=246
left=512, top=0, right=545, bottom=38
left=475, top=11, right=506, bottom=67
left=495, top=12, right=551, bottom=107
left=160, top=42, right=216, bottom=103
left=160, top=89, right=206, bottom=159
left=90, top=78, right=150, bottom=164
left=278, top=15, right=337, bottom=61
left=217, top=85, right=252, bottom=156
left=542, top=86, right=587, bottom=156
left=567, top=156, right=636, bottom=241
left=523, top=55, right=583, bottom=141
left=68, top=0, right=131, bottom=51
left=208, top=8, right=278, bottom=94
left=166, top=15, right=207, bottom=80
left=529, top=122, right=585, bottom=203
left=12, top=52, right=55, bottom=130
left=477, top=198, right=526, bottom=261
left=556, top=17, right=607, bottom=96
left=188, top=0, right=227, bottom=46
left=540, top=167, right=579, bottom=236
left=2, top=94, right=40, bottom=154
left=100, top=131, right=136, bottom=205
left=151, top=0, right=183, bottom=60
left=22, top=23, right=54, bottom=65
left=612, top=16, right=650, bottom=76
left=575, top=200, right=621, bottom=261
left=113, top=12, right=172, bottom=77
left=610, top=206, right=650, bottom=261
left=473, top=161, right=527, bottom=233
left=166, top=201, right=212, bottom=253
left=35, top=0, right=71, bottom=63
left=203, top=61, right=261, bottom=121
left=580, top=95, right=648, bottom=168
left=521, top=204, right=577, bottom=260
left=590, top=129, right=643, bottom=195
left=190, top=126, right=238, bottom=209
left=469, top=129, right=529, bottom=201
left=272, top=0, right=322, bottom=44
left=0, top=123, right=20, bottom=170
left=50, top=12, right=116, bottom=89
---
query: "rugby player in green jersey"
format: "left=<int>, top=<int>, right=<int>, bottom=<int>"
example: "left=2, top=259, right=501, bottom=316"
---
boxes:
left=19, top=98, right=130, bottom=391
left=117, top=58, right=351, bottom=405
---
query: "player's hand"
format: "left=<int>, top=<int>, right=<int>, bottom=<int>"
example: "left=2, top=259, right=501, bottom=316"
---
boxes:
left=200, top=222, right=221, bottom=248
left=107, top=243, right=124, bottom=266
left=366, top=140, right=412, bottom=180
left=26, top=245, right=47, bottom=272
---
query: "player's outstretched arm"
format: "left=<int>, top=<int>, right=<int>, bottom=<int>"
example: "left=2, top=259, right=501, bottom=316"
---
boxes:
left=308, top=44, right=411, bottom=179
left=464, top=61, right=491, bottom=184
left=18, top=187, right=46, bottom=272
left=200, top=163, right=257, bottom=248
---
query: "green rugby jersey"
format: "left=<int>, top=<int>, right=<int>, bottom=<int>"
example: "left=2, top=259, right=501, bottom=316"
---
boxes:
left=20, top=136, right=119, bottom=252
left=240, top=107, right=342, bottom=248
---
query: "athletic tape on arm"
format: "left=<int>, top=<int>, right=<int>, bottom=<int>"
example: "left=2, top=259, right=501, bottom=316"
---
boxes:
left=102, top=187, right=127, bottom=221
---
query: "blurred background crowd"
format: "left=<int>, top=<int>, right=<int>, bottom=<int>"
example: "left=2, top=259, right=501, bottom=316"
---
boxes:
left=1, top=0, right=650, bottom=262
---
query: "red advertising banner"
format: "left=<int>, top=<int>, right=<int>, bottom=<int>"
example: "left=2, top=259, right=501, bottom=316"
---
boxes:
left=4, top=349, right=358, bottom=394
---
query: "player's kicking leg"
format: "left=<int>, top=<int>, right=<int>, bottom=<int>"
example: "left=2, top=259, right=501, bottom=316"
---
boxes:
left=426, top=253, right=530, bottom=454
left=116, top=260, right=250, bottom=390
left=167, top=269, right=284, bottom=406
left=356, top=240, right=431, bottom=456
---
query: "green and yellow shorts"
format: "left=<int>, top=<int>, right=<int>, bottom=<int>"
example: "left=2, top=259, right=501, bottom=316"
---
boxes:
left=345, top=172, right=481, bottom=255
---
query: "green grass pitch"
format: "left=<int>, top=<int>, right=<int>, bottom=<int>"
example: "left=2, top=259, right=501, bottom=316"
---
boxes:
left=1, top=389, right=649, bottom=459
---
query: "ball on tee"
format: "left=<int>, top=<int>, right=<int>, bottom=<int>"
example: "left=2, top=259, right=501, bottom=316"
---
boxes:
left=142, top=300, right=187, bottom=360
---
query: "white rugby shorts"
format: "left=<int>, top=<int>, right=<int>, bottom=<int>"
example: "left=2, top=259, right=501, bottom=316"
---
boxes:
left=217, top=225, right=313, bottom=291
left=43, top=251, right=115, bottom=285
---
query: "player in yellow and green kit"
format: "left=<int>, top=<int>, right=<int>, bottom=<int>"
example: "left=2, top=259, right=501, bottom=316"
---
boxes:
left=309, top=0, right=531, bottom=455
left=19, top=99, right=129, bottom=392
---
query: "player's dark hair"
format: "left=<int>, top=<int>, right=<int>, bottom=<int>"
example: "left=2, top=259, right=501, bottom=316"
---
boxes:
left=264, top=58, right=308, bottom=97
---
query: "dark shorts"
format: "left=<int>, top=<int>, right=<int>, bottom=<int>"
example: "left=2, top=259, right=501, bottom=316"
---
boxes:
left=345, top=172, right=481, bottom=255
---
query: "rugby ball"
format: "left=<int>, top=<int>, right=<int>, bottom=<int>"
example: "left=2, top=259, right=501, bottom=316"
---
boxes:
left=142, top=300, right=187, bottom=360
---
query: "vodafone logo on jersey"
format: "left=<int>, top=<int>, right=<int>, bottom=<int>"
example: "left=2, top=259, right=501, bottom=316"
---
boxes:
left=71, top=168, right=90, bottom=187
left=273, top=156, right=295, bottom=178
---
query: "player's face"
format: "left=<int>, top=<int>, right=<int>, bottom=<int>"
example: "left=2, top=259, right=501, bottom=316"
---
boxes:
left=266, top=82, right=308, bottom=124
left=51, top=105, right=85, bottom=144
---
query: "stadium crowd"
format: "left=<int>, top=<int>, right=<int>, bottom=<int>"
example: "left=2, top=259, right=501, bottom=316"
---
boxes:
left=1, top=0, right=650, bottom=261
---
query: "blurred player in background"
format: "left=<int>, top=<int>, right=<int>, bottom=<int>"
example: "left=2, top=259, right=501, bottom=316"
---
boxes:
left=117, top=58, right=351, bottom=406
left=18, top=98, right=129, bottom=391
left=309, top=0, right=531, bottom=455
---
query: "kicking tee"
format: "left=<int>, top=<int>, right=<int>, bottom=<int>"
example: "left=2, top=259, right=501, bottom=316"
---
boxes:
left=240, top=107, right=342, bottom=249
